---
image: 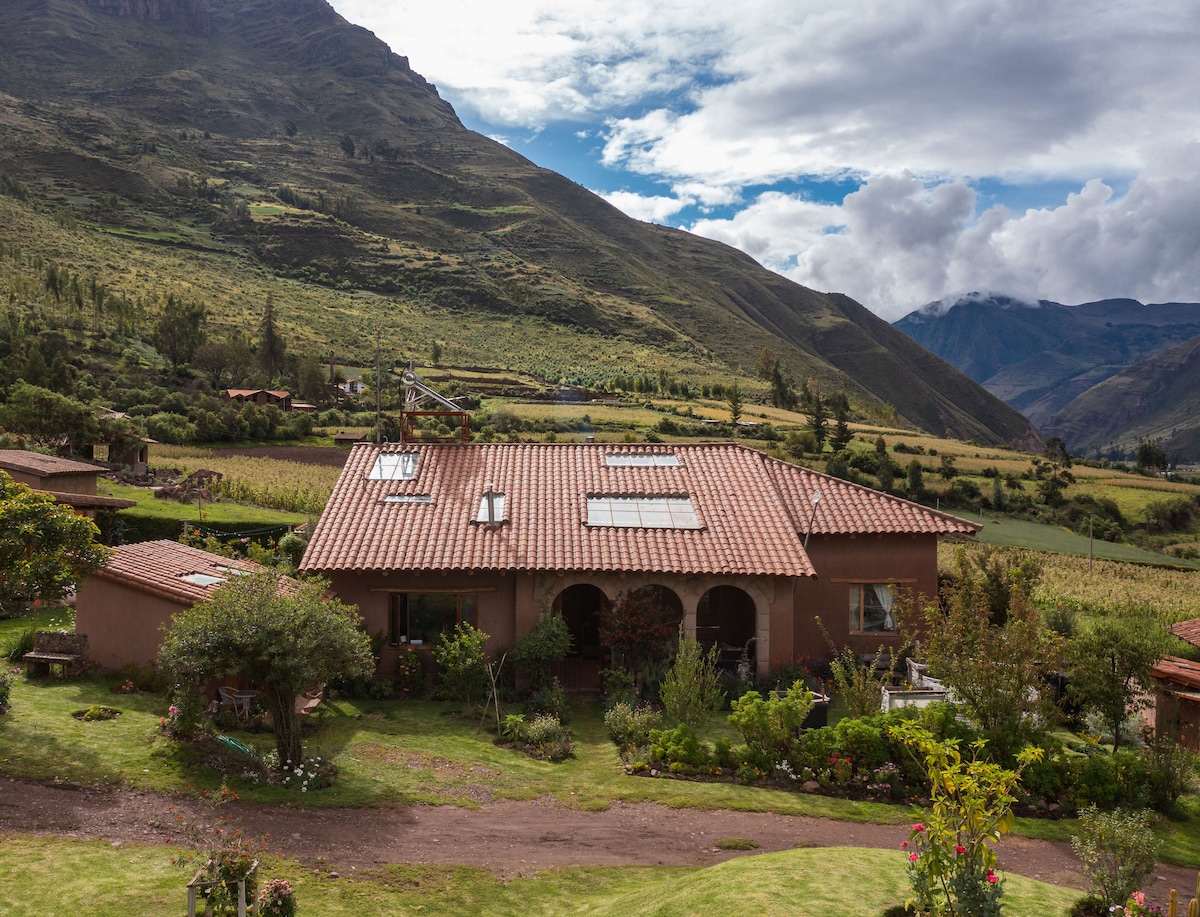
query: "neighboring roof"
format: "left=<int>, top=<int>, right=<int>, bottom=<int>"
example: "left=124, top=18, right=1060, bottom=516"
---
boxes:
left=301, top=442, right=979, bottom=577
left=1150, top=656, right=1200, bottom=692
left=42, top=490, right=137, bottom=511
left=88, top=540, right=269, bottom=605
left=225, top=389, right=291, bottom=399
left=1173, top=617, right=1200, bottom=648
left=0, top=450, right=107, bottom=477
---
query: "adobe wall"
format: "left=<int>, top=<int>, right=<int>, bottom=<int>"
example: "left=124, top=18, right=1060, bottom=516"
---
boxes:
left=74, top=577, right=189, bottom=670
left=793, top=532, right=940, bottom=662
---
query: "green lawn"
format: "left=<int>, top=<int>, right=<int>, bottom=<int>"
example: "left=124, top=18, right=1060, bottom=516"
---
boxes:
left=99, top=480, right=308, bottom=527
left=975, top=515, right=1200, bottom=569
left=0, top=837, right=1084, bottom=917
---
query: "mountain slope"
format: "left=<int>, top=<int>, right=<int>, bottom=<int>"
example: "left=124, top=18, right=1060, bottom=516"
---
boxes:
left=0, top=0, right=1038, bottom=447
left=894, top=294, right=1200, bottom=439
left=1043, top=335, right=1200, bottom=459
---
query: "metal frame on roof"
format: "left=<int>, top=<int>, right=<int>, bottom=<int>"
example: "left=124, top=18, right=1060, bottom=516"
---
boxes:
left=400, top=362, right=471, bottom=444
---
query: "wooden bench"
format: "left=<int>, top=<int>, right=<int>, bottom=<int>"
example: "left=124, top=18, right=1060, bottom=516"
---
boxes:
left=23, top=631, right=88, bottom=677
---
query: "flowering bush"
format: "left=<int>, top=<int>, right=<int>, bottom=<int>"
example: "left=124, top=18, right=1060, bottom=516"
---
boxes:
left=395, top=647, right=426, bottom=698
left=522, top=713, right=574, bottom=761
left=1070, top=806, right=1161, bottom=907
left=168, top=785, right=267, bottom=914
left=161, top=683, right=205, bottom=740
left=263, top=753, right=337, bottom=792
left=257, top=877, right=298, bottom=917
left=892, top=722, right=1041, bottom=917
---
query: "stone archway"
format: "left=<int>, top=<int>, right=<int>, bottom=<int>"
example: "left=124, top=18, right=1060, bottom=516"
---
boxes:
left=696, top=584, right=758, bottom=677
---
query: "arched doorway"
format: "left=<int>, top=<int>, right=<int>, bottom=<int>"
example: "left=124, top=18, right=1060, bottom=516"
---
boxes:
left=696, top=585, right=757, bottom=678
left=552, top=584, right=609, bottom=692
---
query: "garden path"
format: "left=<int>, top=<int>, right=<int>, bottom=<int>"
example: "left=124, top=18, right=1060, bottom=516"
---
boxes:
left=1, top=777, right=1196, bottom=908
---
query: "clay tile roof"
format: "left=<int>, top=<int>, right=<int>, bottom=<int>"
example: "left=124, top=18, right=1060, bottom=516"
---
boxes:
left=300, top=442, right=978, bottom=577
left=1172, top=617, right=1200, bottom=648
left=89, top=540, right=273, bottom=605
left=1150, top=655, right=1200, bottom=691
left=0, top=450, right=106, bottom=477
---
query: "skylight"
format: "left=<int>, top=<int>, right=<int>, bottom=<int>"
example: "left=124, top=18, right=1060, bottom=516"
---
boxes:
left=179, top=571, right=225, bottom=586
left=604, top=453, right=680, bottom=467
left=475, top=492, right=506, bottom=523
left=369, top=453, right=419, bottom=481
left=586, top=496, right=701, bottom=529
left=382, top=494, right=433, bottom=504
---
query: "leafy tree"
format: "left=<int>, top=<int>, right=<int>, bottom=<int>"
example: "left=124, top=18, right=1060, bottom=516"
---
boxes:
left=257, top=294, right=286, bottom=384
left=906, top=459, right=926, bottom=499
left=1067, top=612, right=1175, bottom=751
left=0, top=472, right=109, bottom=616
left=1071, top=806, right=1161, bottom=906
left=755, top=347, right=777, bottom=381
left=726, top=382, right=743, bottom=427
left=295, top=353, right=328, bottom=405
left=659, top=627, right=726, bottom=729
left=1033, top=437, right=1074, bottom=506
left=938, top=454, right=958, bottom=482
left=769, top=363, right=797, bottom=410
left=599, top=587, right=681, bottom=683
left=830, top=402, right=853, bottom=452
left=806, top=387, right=827, bottom=451
left=912, top=551, right=1062, bottom=760
left=194, top=336, right=253, bottom=393
left=339, top=134, right=356, bottom=158
left=513, top=614, right=572, bottom=691
left=158, top=571, right=374, bottom=764
left=434, top=623, right=490, bottom=712
left=152, top=294, right=207, bottom=377
left=0, top=381, right=98, bottom=454
left=1135, top=438, right=1168, bottom=476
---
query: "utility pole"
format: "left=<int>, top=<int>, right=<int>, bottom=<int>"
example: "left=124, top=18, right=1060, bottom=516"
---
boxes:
left=375, top=328, right=382, bottom=444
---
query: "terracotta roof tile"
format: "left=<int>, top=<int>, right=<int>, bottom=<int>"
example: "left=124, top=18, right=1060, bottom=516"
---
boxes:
left=301, top=443, right=978, bottom=577
left=1172, top=617, right=1200, bottom=648
left=90, top=540, right=269, bottom=604
left=0, top=450, right=106, bottom=477
left=1150, top=655, right=1200, bottom=690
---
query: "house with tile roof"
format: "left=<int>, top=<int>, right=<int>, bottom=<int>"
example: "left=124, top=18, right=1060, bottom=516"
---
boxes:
left=1148, top=618, right=1200, bottom=750
left=224, top=389, right=293, bottom=411
left=0, top=450, right=136, bottom=516
left=301, top=442, right=979, bottom=688
left=75, top=540, right=272, bottom=670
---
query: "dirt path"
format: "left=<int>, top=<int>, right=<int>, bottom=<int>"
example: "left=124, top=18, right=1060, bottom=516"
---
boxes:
left=1, top=777, right=1195, bottom=906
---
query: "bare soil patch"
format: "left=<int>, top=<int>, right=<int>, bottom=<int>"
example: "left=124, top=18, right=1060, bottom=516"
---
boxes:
left=1, top=777, right=1195, bottom=906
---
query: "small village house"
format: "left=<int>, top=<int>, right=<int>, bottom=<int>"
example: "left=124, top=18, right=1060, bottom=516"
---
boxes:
left=0, top=450, right=135, bottom=519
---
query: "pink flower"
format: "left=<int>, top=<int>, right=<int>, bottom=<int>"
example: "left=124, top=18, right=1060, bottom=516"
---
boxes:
left=1133, top=893, right=1145, bottom=907
left=912, top=823, right=925, bottom=832
left=986, top=870, right=998, bottom=884
left=909, top=853, right=919, bottom=862
left=900, top=841, right=909, bottom=848
left=955, top=845, right=965, bottom=855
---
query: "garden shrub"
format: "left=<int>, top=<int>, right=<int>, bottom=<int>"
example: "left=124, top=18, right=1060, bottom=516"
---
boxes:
left=395, top=647, right=426, bottom=698
left=523, top=713, right=574, bottom=761
left=434, top=623, right=490, bottom=711
left=1071, top=806, right=1161, bottom=905
left=3, top=623, right=37, bottom=662
left=647, top=724, right=712, bottom=771
left=257, top=877, right=298, bottom=917
left=602, top=666, right=638, bottom=706
left=833, top=716, right=890, bottom=769
left=513, top=614, right=572, bottom=691
left=729, top=681, right=813, bottom=766
left=660, top=629, right=725, bottom=729
left=525, top=677, right=571, bottom=724
left=604, top=701, right=662, bottom=751
left=0, top=671, right=12, bottom=711
left=1140, top=727, right=1200, bottom=811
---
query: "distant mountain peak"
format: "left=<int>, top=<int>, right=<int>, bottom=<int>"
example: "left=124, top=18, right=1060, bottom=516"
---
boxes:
left=910, top=291, right=1042, bottom=322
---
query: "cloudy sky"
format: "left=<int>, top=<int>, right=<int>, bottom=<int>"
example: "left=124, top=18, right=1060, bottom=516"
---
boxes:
left=329, top=0, right=1200, bottom=321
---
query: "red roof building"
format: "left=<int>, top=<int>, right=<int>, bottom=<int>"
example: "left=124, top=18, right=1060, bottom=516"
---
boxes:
left=302, top=442, right=979, bottom=688
left=0, top=450, right=135, bottom=515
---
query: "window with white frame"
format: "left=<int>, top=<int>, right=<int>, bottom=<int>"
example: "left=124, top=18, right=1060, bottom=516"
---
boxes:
left=849, top=583, right=898, bottom=633
left=389, top=593, right=477, bottom=645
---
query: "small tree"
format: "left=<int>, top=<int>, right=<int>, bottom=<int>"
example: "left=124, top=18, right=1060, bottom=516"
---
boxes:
left=0, top=472, right=108, bottom=617
left=726, top=383, right=743, bottom=428
left=599, top=587, right=680, bottom=686
left=434, top=623, right=490, bottom=712
left=1067, top=613, right=1174, bottom=751
left=893, top=722, right=1042, bottom=917
left=1070, top=806, right=1161, bottom=906
left=159, top=571, right=374, bottom=764
left=660, top=627, right=726, bottom=730
left=513, top=614, right=572, bottom=691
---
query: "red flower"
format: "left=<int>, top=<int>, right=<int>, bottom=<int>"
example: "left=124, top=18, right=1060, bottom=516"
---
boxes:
left=912, top=823, right=925, bottom=832
left=955, top=845, right=965, bottom=855
left=900, top=841, right=909, bottom=848
left=909, top=853, right=919, bottom=862
left=986, top=870, right=998, bottom=884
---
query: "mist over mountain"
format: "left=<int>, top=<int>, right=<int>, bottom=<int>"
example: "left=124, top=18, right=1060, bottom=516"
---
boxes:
left=0, top=0, right=1040, bottom=448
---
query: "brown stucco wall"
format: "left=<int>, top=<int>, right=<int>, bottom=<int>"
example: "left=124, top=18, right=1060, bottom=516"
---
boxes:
left=794, top=532, right=941, bottom=663
left=74, top=576, right=189, bottom=670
